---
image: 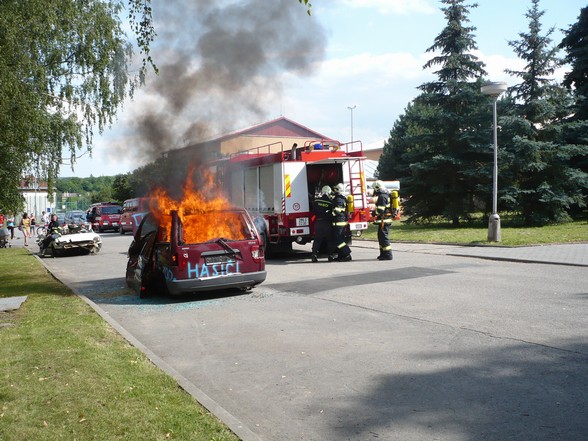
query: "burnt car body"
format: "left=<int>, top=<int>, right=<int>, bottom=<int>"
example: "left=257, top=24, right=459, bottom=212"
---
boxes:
left=126, top=208, right=266, bottom=297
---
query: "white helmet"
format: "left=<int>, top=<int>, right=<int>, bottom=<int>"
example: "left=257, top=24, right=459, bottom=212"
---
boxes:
left=321, top=185, right=332, bottom=196
left=333, top=183, right=345, bottom=194
left=372, top=180, right=385, bottom=192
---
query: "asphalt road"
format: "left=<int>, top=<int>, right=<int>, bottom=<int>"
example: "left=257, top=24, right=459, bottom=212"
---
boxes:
left=37, top=233, right=588, bottom=441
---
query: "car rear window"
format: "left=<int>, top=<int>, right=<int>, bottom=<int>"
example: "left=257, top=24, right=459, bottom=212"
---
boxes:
left=179, top=211, right=252, bottom=244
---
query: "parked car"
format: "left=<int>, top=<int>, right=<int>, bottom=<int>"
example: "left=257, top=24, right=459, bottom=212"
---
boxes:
left=86, top=202, right=122, bottom=233
left=37, top=224, right=102, bottom=257
left=64, top=210, right=86, bottom=226
left=119, top=197, right=150, bottom=235
left=126, top=208, right=266, bottom=298
left=56, top=212, right=66, bottom=225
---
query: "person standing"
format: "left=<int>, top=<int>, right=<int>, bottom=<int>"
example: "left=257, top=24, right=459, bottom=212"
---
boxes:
left=30, top=213, right=36, bottom=237
left=331, top=183, right=352, bottom=262
left=6, top=212, right=15, bottom=239
left=311, top=186, right=334, bottom=263
left=20, top=213, right=31, bottom=246
left=372, top=180, right=393, bottom=260
left=42, top=210, right=50, bottom=225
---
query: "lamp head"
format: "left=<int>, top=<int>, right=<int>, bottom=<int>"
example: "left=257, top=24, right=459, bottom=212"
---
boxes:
left=481, top=81, right=508, bottom=97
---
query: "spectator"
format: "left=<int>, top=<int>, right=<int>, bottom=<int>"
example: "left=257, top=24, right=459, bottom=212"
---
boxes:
left=30, top=213, right=36, bottom=237
left=6, top=212, right=15, bottom=239
left=20, top=213, right=31, bottom=246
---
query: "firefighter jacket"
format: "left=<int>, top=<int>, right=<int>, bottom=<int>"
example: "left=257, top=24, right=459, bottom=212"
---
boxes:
left=373, top=190, right=393, bottom=224
left=313, top=194, right=333, bottom=221
left=332, top=194, right=348, bottom=226
left=47, top=220, right=63, bottom=236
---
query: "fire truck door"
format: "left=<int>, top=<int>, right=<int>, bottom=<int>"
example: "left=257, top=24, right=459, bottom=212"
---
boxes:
left=281, top=162, right=309, bottom=214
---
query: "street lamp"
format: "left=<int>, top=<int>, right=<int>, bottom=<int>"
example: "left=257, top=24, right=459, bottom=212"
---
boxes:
left=347, top=105, right=356, bottom=144
left=481, top=81, right=508, bottom=242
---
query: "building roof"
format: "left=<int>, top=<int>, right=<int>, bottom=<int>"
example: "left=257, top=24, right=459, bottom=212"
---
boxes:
left=216, top=116, right=336, bottom=142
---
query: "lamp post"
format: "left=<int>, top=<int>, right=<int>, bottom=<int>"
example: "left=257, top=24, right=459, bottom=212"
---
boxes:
left=481, top=81, right=508, bottom=242
left=347, top=105, right=356, bottom=144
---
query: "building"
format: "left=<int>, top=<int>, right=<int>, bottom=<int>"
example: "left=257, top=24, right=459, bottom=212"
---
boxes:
left=167, top=116, right=338, bottom=163
left=362, top=138, right=386, bottom=181
left=19, top=176, right=56, bottom=218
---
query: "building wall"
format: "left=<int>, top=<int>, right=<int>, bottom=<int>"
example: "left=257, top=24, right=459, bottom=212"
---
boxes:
left=21, top=191, right=56, bottom=218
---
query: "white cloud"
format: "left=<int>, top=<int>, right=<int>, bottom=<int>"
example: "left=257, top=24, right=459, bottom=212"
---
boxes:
left=339, top=0, right=436, bottom=15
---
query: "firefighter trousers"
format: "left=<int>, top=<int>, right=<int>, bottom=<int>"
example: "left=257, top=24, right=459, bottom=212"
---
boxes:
left=333, top=225, right=351, bottom=259
left=312, top=219, right=333, bottom=256
left=377, top=223, right=393, bottom=259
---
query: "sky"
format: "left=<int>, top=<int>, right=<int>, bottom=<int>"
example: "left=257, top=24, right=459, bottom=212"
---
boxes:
left=59, top=0, right=586, bottom=178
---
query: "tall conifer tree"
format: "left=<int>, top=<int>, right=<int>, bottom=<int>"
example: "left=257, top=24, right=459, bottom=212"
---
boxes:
left=378, top=0, right=488, bottom=224
left=501, top=0, right=586, bottom=224
left=559, top=6, right=588, bottom=215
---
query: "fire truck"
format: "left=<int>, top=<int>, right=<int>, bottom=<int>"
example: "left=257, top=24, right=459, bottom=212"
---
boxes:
left=211, top=140, right=373, bottom=254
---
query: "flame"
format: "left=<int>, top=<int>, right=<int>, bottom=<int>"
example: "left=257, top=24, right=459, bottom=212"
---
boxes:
left=149, top=168, right=247, bottom=243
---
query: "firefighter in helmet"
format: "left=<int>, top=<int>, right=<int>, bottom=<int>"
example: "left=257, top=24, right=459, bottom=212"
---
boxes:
left=311, top=185, right=335, bottom=262
left=331, top=183, right=352, bottom=262
left=372, top=180, right=393, bottom=260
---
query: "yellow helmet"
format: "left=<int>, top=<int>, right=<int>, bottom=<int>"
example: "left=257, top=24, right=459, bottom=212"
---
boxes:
left=321, top=185, right=332, bottom=197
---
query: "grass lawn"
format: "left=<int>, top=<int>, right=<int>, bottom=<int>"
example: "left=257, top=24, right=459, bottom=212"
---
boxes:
left=358, top=218, right=588, bottom=246
left=0, top=248, right=239, bottom=441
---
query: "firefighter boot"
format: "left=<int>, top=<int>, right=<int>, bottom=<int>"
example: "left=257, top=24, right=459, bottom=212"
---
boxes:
left=311, top=254, right=318, bottom=263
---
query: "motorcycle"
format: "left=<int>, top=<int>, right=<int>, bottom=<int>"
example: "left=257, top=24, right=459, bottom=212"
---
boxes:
left=37, top=223, right=102, bottom=257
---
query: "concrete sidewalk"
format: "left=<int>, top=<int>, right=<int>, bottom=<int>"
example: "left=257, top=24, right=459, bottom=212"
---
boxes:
left=354, top=240, right=588, bottom=267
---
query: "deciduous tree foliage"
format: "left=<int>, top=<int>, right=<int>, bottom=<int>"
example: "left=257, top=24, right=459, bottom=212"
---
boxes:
left=0, top=0, right=153, bottom=213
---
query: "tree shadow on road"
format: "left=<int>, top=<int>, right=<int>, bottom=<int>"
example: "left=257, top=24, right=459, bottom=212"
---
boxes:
left=321, top=340, right=588, bottom=441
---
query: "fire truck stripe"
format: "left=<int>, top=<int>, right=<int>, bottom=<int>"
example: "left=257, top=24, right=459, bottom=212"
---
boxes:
left=285, top=174, right=291, bottom=198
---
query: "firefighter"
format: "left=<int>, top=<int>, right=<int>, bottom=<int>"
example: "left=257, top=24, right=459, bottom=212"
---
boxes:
left=311, top=185, right=334, bottom=262
left=40, top=213, right=63, bottom=256
left=331, top=183, right=352, bottom=262
left=372, top=180, right=393, bottom=260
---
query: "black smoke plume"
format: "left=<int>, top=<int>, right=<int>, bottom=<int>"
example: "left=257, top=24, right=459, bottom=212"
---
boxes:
left=131, top=0, right=328, bottom=163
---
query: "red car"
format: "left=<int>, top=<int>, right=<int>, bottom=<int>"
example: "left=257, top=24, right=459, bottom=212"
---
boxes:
left=119, top=197, right=150, bottom=235
left=126, top=208, right=266, bottom=297
left=86, top=202, right=122, bottom=233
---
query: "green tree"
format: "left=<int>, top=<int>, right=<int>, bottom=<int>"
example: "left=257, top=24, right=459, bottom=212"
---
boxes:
left=500, top=0, right=587, bottom=224
left=560, top=6, right=588, bottom=121
left=112, top=173, right=134, bottom=203
left=558, top=6, right=588, bottom=216
left=378, top=0, right=489, bottom=224
left=0, top=0, right=155, bottom=212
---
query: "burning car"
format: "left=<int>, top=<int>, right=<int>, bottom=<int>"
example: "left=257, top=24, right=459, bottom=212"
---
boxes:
left=125, top=171, right=266, bottom=298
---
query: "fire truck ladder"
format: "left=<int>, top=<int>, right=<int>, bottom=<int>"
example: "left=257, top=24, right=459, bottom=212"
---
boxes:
left=347, top=157, right=366, bottom=211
